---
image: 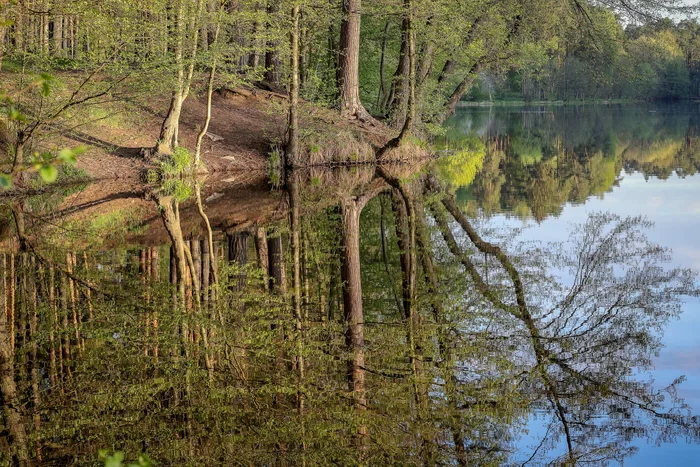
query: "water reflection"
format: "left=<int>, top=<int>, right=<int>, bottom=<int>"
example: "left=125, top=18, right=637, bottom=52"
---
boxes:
left=442, top=104, right=700, bottom=221
left=0, top=156, right=697, bottom=466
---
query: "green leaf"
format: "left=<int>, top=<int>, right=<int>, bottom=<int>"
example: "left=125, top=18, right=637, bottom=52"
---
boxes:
left=58, top=146, right=85, bottom=164
left=39, top=73, right=53, bottom=96
left=58, top=148, right=77, bottom=164
left=39, top=165, right=58, bottom=183
left=0, top=174, right=13, bottom=189
left=103, top=452, right=124, bottom=467
left=8, top=107, right=25, bottom=122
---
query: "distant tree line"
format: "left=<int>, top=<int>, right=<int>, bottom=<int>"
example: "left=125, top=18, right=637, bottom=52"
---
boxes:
left=468, top=13, right=700, bottom=102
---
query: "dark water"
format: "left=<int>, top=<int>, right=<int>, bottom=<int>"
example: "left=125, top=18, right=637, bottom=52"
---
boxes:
left=1, top=103, right=699, bottom=466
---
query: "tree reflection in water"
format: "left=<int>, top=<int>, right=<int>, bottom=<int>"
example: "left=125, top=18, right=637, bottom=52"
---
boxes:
left=0, top=168, right=697, bottom=466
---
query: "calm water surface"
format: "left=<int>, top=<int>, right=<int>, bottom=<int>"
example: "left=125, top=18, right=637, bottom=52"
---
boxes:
left=448, top=103, right=700, bottom=465
left=1, top=103, right=698, bottom=466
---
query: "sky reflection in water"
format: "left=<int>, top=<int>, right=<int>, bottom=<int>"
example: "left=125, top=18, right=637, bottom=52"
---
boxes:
left=449, top=103, right=700, bottom=465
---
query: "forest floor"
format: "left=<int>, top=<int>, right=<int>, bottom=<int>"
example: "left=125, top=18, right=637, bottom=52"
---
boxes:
left=71, top=86, right=287, bottom=182
left=2, top=84, right=398, bottom=248
left=64, top=84, right=394, bottom=183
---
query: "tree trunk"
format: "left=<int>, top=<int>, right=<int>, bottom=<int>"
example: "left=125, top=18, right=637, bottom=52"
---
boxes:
left=375, top=22, right=390, bottom=113
left=385, top=15, right=410, bottom=121
left=264, top=1, right=280, bottom=85
left=286, top=3, right=301, bottom=167
left=160, top=197, right=188, bottom=302
left=398, top=0, right=415, bottom=138
left=157, top=1, right=186, bottom=155
left=228, top=232, right=249, bottom=291
left=340, top=197, right=368, bottom=455
left=195, top=184, right=217, bottom=285
left=299, top=5, right=308, bottom=88
left=267, top=234, right=287, bottom=293
left=157, top=0, right=204, bottom=156
left=338, top=0, right=370, bottom=120
left=194, top=0, right=224, bottom=167
left=14, top=4, right=24, bottom=53
left=444, top=63, right=482, bottom=119
left=0, top=255, right=29, bottom=466
left=41, top=3, right=49, bottom=55
left=391, top=190, right=410, bottom=321
left=288, top=170, right=305, bottom=434
left=0, top=9, right=6, bottom=69
left=11, top=139, right=26, bottom=177
left=288, top=172, right=302, bottom=321
left=254, top=227, right=269, bottom=291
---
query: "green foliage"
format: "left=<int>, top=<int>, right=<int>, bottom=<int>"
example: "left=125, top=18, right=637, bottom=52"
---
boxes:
left=0, top=58, right=23, bottom=73
left=160, top=147, right=193, bottom=176
left=31, top=146, right=86, bottom=182
left=446, top=102, right=700, bottom=220
left=435, top=137, right=486, bottom=188
left=1, top=74, right=85, bottom=188
left=465, top=13, right=700, bottom=103
left=153, top=147, right=197, bottom=201
left=268, top=146, right=282, bottom=187
left=99, top=450, right=152, bottom=467
left=160, top=178, right=194, bottom=203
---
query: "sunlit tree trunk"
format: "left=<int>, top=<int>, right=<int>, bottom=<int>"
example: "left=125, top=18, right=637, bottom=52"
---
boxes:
left=83, top=252, right=93, bottom=320
left=41, top=3, right=49, bottom=55
left=66, top=253, right=82, bottom=357
left=338, top=0, right=371, bottom=120
left=194, top=2, right=224, bottom=168
left=160, top=197, right=188, bottom=302
left=158, top=2, right=186, bottom=155
left=53, top=14, right=62, bottom=56
left=157, top=0, right=204, bottom=156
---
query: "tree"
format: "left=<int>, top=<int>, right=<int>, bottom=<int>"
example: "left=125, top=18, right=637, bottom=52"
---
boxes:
left=156, top=0, right=206, bottom=156
left=338, top=0, right=372, bottom=120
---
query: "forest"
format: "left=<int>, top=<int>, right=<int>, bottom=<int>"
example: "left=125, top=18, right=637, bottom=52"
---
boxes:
left=1, top=0, right=698, bottom=183
left=467, top=16, right=700, bottom=102
left=1, top=0, right=700, bottom=467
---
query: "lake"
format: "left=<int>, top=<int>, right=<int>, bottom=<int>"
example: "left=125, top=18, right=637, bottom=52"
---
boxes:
left=445, top=103, right=700, bottom=465
left=1, top=103, right=699, bottom=466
